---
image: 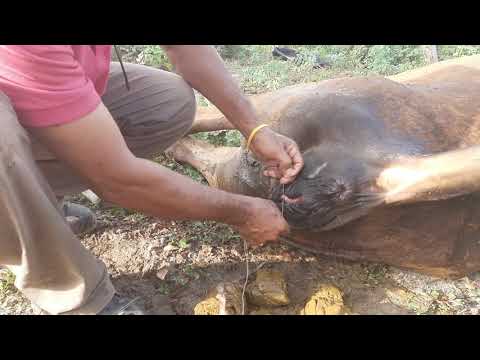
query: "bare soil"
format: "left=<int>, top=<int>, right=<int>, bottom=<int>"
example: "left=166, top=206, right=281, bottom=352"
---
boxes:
left=3, top=187, right=479, bottom=315
left=62, top=200, right=480, bottom=315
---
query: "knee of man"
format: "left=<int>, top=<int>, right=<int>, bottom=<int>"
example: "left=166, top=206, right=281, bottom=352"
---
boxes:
left=171, top=75, right=196, bottom=130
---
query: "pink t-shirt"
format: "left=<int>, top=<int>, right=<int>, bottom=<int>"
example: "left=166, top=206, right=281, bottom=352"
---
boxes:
left=0, top=45, right=112, bottom=127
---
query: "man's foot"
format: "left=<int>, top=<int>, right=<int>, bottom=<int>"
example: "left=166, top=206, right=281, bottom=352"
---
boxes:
left=60, top=201, right=97, bottom=235
left=98, top=294, right=145, bottom=315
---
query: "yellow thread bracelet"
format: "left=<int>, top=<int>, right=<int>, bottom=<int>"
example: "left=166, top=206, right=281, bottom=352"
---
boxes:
left=246, top=124, right=269, bottom=151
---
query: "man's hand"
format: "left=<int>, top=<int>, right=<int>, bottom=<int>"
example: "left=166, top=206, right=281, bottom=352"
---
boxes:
left=232, top=197, right=289, bottom=247
left=249, top=127, right=304, bottom=184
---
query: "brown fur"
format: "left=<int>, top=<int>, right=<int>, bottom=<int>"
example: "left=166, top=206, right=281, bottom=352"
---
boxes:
left=171, top=55, right=480, bottom=278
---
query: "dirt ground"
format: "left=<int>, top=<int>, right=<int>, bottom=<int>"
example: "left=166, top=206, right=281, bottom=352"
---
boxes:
left=82, top=209, right=480, bottom=315
left=2, top=187, right=480, bottom=315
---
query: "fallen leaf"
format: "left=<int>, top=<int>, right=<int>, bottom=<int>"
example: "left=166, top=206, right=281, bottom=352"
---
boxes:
left=156, top=268, right=169, bottom=280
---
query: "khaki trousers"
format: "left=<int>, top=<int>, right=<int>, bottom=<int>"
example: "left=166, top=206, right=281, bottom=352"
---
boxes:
left=0, top=62, right=196, bottom=314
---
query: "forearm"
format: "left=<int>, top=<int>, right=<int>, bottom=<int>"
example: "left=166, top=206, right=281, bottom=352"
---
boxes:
left=30, top=103, right=253, bottom=226
left=95, top=156, right=251, bottom=226
left=163, top=45, right=260, bottom=137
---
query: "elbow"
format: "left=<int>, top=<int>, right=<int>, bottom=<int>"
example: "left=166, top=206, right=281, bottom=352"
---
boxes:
left=87, top=157, right=139, bottom=206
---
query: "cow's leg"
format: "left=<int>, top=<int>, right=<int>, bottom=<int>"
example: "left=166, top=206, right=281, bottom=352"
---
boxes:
left=188, top=106, right=236, bottom=134
left=166, top=136, right=238, bottom=188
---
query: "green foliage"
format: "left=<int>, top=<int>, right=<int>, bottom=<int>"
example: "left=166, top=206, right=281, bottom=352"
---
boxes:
left=214, top=45, right=249, bottom=59
left=438, top=45, right=480, bottom=60
left=117, top=45, right=480, bottom=78
left=0, top=269, right=16, bottom=302
left=219, top=45, right=480, bottom=79
left=114, top=45, right=172, bottom=70
left=193, top=130, right=242, bottom=147
left=363, top=45, right=425, bottom=75
left=222, top=45, right=348, bottom=94
left=113, top=45, right=145, bottom=63
left=142, top=45, right=173, bottom=70
left=178, top=238, right=190, bottom=249
left=284, top=45, right=426, bottom=75
left=159, top=154, right=206, bottom=184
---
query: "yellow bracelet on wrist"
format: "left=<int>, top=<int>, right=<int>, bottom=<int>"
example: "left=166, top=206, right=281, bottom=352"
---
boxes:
left=246, top=124, right=269, bottom=151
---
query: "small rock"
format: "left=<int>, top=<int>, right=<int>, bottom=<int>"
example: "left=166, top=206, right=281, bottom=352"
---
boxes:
left=280, top=251, right=293, bottom=262
left=194, top=297, right=220, bottom=315
left=246, top=269, right=289, bottom=307
left=163, top=244, right=177, bottom=253
left=194, top=282, right=244, bottom=315
left=159, top=228, right=169, bottom=235
left=299, top=284, right=350, bottom=315
left=385, top=287, right=429, bottom=313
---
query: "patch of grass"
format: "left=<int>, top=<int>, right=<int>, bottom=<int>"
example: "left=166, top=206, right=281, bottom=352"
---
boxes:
left=182, top=165, right=205, bottom=183
left=225, top=48, right=350, bottom=94
left=0, top=269, right=16, bottom=309
left=364, top=264, right=389, bottom=285
left=223, top=45, right=480, bottom=94
left=125, top=212, right=148, bottom=222
left=142, top=46, right=173, bottom=70
left=105, top=206, right=130, bottom=218
left=170, top=273, right=189, bottom=287
left=178, top=238, right=190, bottom=249
left=214, top=45, right=250, bottom=60
left=182, top=265, right=200, bottom=280
left=172, top=220, right=241, bottom=247
left=115, top=45, right=172, bottom=70
left=0, top=269, right=15, bottom=292
left=155, top=283, right=170, bottom=295
left=193, top=130, right=242, bottom=147
left=156, top=154, right=207, bottom=184
left=438, top=45, right=480, bottom=60
left=196, top=92, right=210, bottom=107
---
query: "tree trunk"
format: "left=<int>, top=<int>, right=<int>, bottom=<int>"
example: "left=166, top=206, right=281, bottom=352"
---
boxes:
left=423, top=45, right=439, bottom=63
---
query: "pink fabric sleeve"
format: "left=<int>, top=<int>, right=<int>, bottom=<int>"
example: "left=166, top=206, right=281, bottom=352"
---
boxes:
left=0, top=45, right=101, bottom=127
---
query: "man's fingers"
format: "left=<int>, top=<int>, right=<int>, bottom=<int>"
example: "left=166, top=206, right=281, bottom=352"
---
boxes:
left=280, top=165, right=302, bottom=184
left=264, top=169, right=280, bottom=178
left=280, top=175, right=295, bottom=185
left=278, top=151, right=294, bottom=173
left=258, top=134, right=304, bottom=183
left=263, top=162, right=283, bottom=179
left=286, top=142, right=304, bottom=175
left=277, top=141, right=304, bottom=184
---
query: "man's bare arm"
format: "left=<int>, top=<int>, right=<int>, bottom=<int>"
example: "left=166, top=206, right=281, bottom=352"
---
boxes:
left=162, top=45, right=304, bottom=184
left=30, top=103, right=288, bottom=245
left=162, top=45, right=258, bottom=137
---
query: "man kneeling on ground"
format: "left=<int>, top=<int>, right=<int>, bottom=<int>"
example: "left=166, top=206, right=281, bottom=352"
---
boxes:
left=0, top=45, right=303, bottom=315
